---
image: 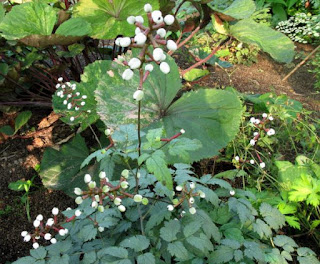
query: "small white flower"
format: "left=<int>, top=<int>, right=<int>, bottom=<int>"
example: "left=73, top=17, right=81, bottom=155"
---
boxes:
left=134, top=194, right=143, bottom=203
left=36, top=214, right=43, bottom=221
left=70, top=117, right=75, bottom=122
left=21, top=231, right=28, bottom=237
left=151, top=10, right=163, bottom=24
left=164, top=14, right=175, bottom=25
left=102, top=186, right=110, bottom=193
left=189, top=207, right=196, bottom=214
left=230, top=190, right=235, bottom=196
left=128, top=58, right=142, bottom=69
left=24, top=234, right=31, bottom=242
left=253, top=132, right=259, bottom=136
left=52, top=207, right=59, bottom=216
left=127, top=16, right=136, bottom=24
left=167, top=205, right=174, bottom=211
left=50, top=238, right=57, bottom=244
left=157, top=28, right=166, bottom=38
left=160, top=62, right=170, bottom=74
left=262, top=113, right=268, bottom=118
left=120, top=181, right=129, bottom=189
left=235, top=156, right=240, bottom=161
left=99, top=171, right=106, bottom=179
left=180, top=129, right=185, bottom=134
left=118, top=205, right=126, bottom=212
left=134, top=33, right=147, bottom=45
left=75, top=210, right=82, bottom=217
left=98, top=205, right=104, bottom=212
left=167, top=40, right=177, bottom=51
left=198, top=190, right=206, bottom=198
left=250, top=159, right=255, bottom=164
left=144, top=3, right=152, bottom=12
left=81, top=102, right=86, bottom=106
left=267, top=129, right=275, bottom=136
left=255, top=119, right=260, bottom=124
left=58, top=77, right=63, bottom=82
left=56, top=84, right=61, bottom=89
left=135, top=16, right=144, bottom=24
left=88, top=181, right=96, bottom=189
left=114, top=197, right=122, bottom=206
left=120, top=37, right=131, bottom=48
left=75, top=197, right=83, bottom=205
left=250, top=139, right=256, bottom=146
left=176, top=185, right=183, bottom=191
left=145, top=64, right=154, bottom=72
left=46, top=218, right=54, bottom=226
left=260, top=162, right=266, bottom=169
left=67, top=103, right=72, bottom=110
left=133, top=90, right=144, bottom=101
left=190, top=182, right=196, bottom=189
left=84, top=174, right=92, bottom=183
left=59, top=229, right=66, bottom=236
left=63, top=100, right=67, bottom=105
left=153, top=48, right=164, bottom=61
left=250, top=117, right=256, bottom=123
left=189, top=197, right=195, bottom=204
left=91, top=201, right=98, bottom=208
left=33, top=242, right=39, bottom=249
left=44, top=233, right=52, bottom=240
left=98, top=226, right=105, bottom=232
left=74, top=187, right=82, bottom=195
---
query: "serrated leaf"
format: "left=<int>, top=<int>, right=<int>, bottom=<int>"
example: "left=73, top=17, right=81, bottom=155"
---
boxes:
left=259, top=203, right=285, bottom=230
left=120, top=235, right=150, bottom=252
left=56, top=17, right=91, bottom=36
left=221, top=239, right=241, bottom=250
left=197, top=210, right=221, bottom=242
left=243, top=241, right=265, bottom=261
left=209, top=246, right=234, bottom=263
left=168, top=138, right=202, bottom=162
left=98, top=247, right=128, bottom=259
left=228, top=197, right=256, bottom=224
left=14, top=110, right=32, bottom=133
left=30, top=247, right=47, bottom=259
left=137, top=253, right=155, bottom=264
left=252, top=219, right=272, bottom=239
left=82, top=251, right=97, bottom=264
left=78, top=224, right=98, bottom=242
left=160, top=219, right=181, bottom=242
left=234, top=250, right=243, bottom=262
left=145, top=202, right=171, bottom=232
left=167, top=241, right=190, bottom=261
left=183, top=221, right=202, bottom=237
left=186, top=233, right=214, bottom=253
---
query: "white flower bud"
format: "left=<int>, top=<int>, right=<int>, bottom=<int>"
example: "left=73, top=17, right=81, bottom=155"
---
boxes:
left=99, top=171, right=106, bottom=179
left=120, top=37, right=131, bottom=48
left=189, top=207, right=196, bottom=214
left=145, top=64, right=154, bottom=72
left=56, top=84, right=61, bottom=89
left=33, top=242, right=39, bottom=249
left=36, top=214, right=43, bottom=221
left=95, top=195, right=100, bottom=201
left=98, top=226, right=105, bottom=232
left=134, top=194, right=143, bottom=203
left=114, top=197, right=122, bottom=206
left=253, top=132, right=259, bottom=136
left=63, top=100, right=67, bottom=105
left=160, top=62, right=170, bottom=74
left=250, top=117, right=256, bottom=123
left=180, top=129, right=185, bottom=134
left=59, top=229, right=66, bottom=236
left=230, top=190, right=235, bottom=196
left=144, top=3, right=152, bottom=12
left=167, top=205, right=174, bottom=211
left=120, top=181, right=129, bottom=189
left=135, top=16, right=144, bottom=24
left=157, top=28, right=166, bottom=38
left=98, top=205, right=104, bottom=212
left=75, top=210, right=82, bottom=217
left=84, top=174, right=91, bottom=183
left=262, top=113, right=268, bottom=118
left=24, top=234, right=31, bottom=242
left=269, top=116, right=274, bottom=121
left=255, top=119, right=260, bottom=124
left=189, top=197, right=195, bottom=204
left=176, top=185, right=183, bottom=191
left=88, top=181, right=96, bottom=189
left=267, top=129, right=275, bottom=136
left=128, top=58, right=141, bottom=69
left=190, top=182, right=196, bottom=189
left=250, top=159, right=255, bottom=164
left=122, top=69, right=134, bottom=81
left=67, top=103, right=72, bottom=110
left=91, top=201, right=98, bottom=208
left=134, top=33, right=147, bottom=45
left=250, top=139, right=256, bottom=146
left=74, top=187, right=82, bottom=195
left=235, top=156, right=240, bottom=161
left=151, top=10, right=163, bottom=24
left=167, top=40, right=177, bottom=51
left=164, top=15, right=175, bottom=25
left=70, top=117, right=75, bottom=122
left=50, top=238, right=57, bottom=244
left=82, top=95, right=87, bottom=99
left=52, top=207, right=59, bottom=216
left=35, top=236, right=40, bottom=240
left=58, top=77, right=63, bottom=82
left=153, top=48, right=164, bottom=61
left=127, top=16, right=136, bottom=24
left=46, top=218, right=54, bottom=226
left=118, top=205, right=126, bottom=212
left=260, top=162, right=266, bottom=169
left=75, top=197, right=83, bottom=205
left=133, top=90, right=144, bottom=101
left=115, top=37, right=122, bottom=46
left=102, top=186, right=110, bottom=193
left=71, top=84, right=76, bottom=90
left=44, top=233, right=52, bottom=240
left=61, top=85, right=66, bottom=89
left=21, top=231, right=28, bottom=237
left=198, top=190, right=206, bottom=198
left=121, top=169, right=129, bottom=178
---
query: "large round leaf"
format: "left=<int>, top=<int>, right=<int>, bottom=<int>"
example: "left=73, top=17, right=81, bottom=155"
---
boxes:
left=73, top=0, right=159, bottom=39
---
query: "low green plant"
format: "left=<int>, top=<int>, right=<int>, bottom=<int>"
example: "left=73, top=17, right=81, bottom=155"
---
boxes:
left=309, top=51, right=320, bottom=90
left=0, top=110, right=32, bottom=136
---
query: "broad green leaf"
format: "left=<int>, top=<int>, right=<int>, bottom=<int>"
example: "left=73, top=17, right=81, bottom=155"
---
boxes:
left=209, top=0, right=256, bottom=19
left=0, top=1, right=57, bottom=40
left=160, top=219, right=181, bottom=242
left=183, top=221, right=202, bottom=237
left=120, top=235, right=150, bottom=252
left=0, top=125, right=14, bottom=136
left=243, top=241, right=265, bottom=261
left=186, top=233, right=214, bottom=253
left=82, top=251, right=97, bottom=264
left=183, top=69, right=209, bottom=82
left=145, top=202, right=171, bottom=231
left=12, top=256, right=37, bottom=264
left=168, top=138, right=202, bottom=162
left=167, top=241, right=190, bottom=261
left=230, top=19, right=295, bottom=63
left=30, top=247, right=47, bottom=259
left=56, top=18, right=92, bottom=36
left=98, top=247, right=128, bottom=259
left=137, top=253, right=155, bottom=264
left=252, top=219, right=272, bottom=239
left=0, top=4, right=5, bottom=24
left=273, top=235, right=298, bottom=248
left=14, top=110, right=32, bottom=133
left=74, top=0, right=159, bottom=39
left=209, top=246, right=234, bottom=263
left=78, top=224, right=97, bottom=242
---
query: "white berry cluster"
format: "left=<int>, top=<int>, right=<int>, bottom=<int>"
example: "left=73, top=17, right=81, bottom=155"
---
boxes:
left=116, top=3, right=177, bottom=102
left=167, top=182, right=206, bottom=215
left=276, top=13, right=320, bottom=44
left=55, top=77, right=90, bottom=122
left=75, top=170, right=148, bottom=214
left=20, top=208, right=70, bottom=249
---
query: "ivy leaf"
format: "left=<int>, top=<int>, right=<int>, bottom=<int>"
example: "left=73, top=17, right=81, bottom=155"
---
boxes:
left=259, top=203, right=286, bottom=230
left=160, top=219, right=181, bottom=242
left=252, top=219, right=272, bottom=239
left=137, top=253, right=155, bottom=264
left=120, top=235, right=150, bottom=252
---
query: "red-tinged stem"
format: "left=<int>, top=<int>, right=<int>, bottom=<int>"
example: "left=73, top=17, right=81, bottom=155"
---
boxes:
left=65, top=215, right=76, bottom=223
left=143, top=71, right=150, bottom=82
left=104, top=136, right=114, bottom=151
left=174, top=0, right=187, bottom=17
left=255, top=151, right=263, bottom=163
left=161, top=132, right=182, bottom=142
left=181, top=37, right=231, bottom=76
left=119, top=191, right=134, bottom=198
left=64, top=0, right=69, bottom=9
left=135, top=22, right=148, bottom=31
left=155, top=39, right=167, bottom=45
left=152, top=22, right=166, bottom=30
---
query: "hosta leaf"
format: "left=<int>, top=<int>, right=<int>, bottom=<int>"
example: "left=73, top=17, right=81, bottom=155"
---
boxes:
left=230, top=19, right=294, bottom=63
left=209, top=0, right=256, bottom=20
left=0, top=1, right=57, bottom=40
left=160, top=219, right=181, bottom=242
left=167, top=241, right=190, bottom=261
left=120, top=235, right=150, bottom=252
left=73, top=0, right=159, bottom=39
left=55, top=18, right=92, bottom=36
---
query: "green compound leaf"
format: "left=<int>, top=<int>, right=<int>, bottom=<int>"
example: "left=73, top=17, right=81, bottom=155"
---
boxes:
left=12, top=256, right=37, bottom=264
left=137, top=253, right=155, bottom=264
left=209, top=0, right=256, bottom=20
left=55, top=17, right=92, bottom=37
left=160, top=219, right=181, bottom=242
left=186, top=233, right=214, bottom=254
left=252, top=219, right=272, bottom=239
left=78, top=224, right=98, bottom=242
left=259, top=203, right=286, bottom=231
left=167, top=241, right=190, bottom=261
left=209, top=245, right=235, bottom=263
left=230, top=19, right=295, bottom=63
left=0, top=1, right=57, bottom=40
left=0, top=4, right=5, bottom=24
left=98, top=247, right=129, bottom=259
left=73, top=0, right=159, bottom=39
left=120, top=235, right=150, bottom=252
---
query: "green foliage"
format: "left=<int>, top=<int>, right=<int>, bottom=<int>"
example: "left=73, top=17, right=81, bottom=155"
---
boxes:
left=0, top=110, right=32, bottom=136
left=209, top=0, right=256, bottom=19
left=309, top=51, right=320, bottom=90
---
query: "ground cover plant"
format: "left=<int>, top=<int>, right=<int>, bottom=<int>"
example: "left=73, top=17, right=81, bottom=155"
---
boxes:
left=0, top=0, right=319, bottom=263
